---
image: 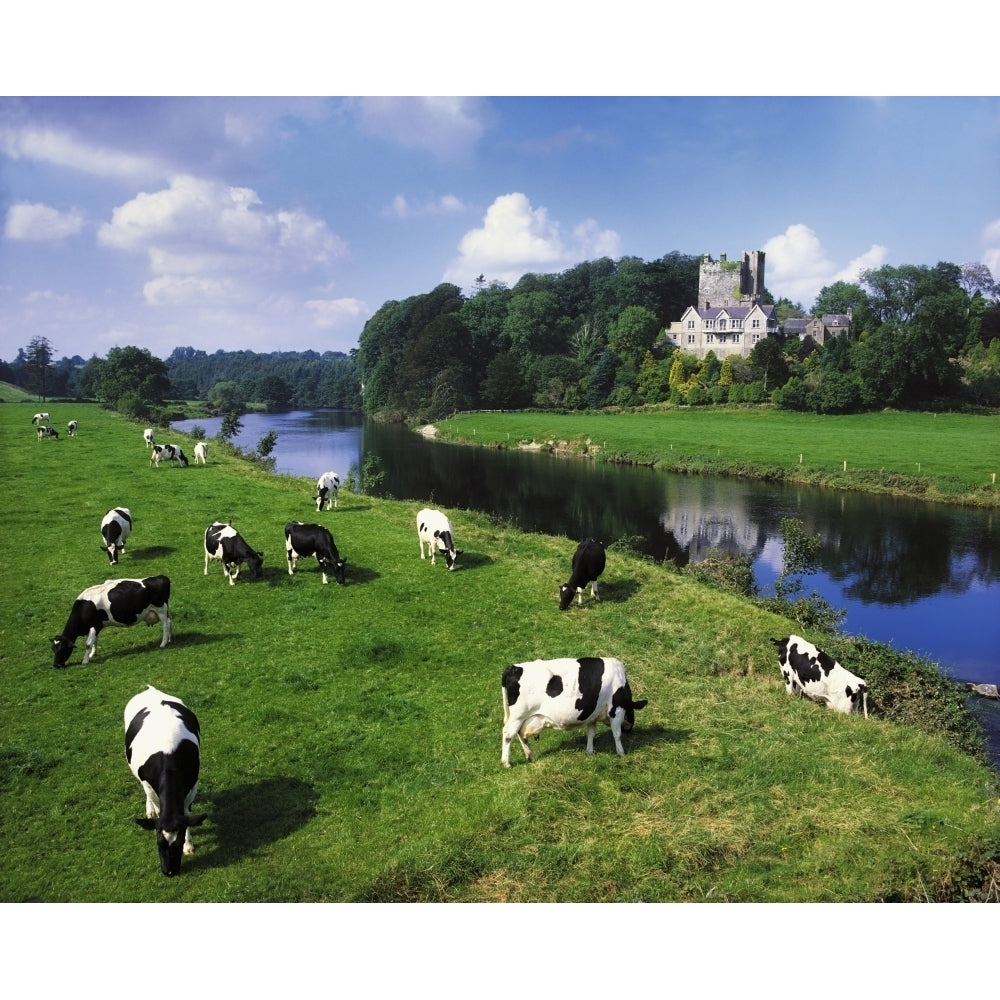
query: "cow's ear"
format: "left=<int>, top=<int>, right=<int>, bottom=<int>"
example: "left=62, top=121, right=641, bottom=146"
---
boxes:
left=632, top=699, right=648, bottom=711
left=135, top=817, right=157, bottom=831
left=187, top=813, right=208, bottom=827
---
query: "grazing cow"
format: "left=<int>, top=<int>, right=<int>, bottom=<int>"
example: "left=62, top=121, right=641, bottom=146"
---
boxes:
left=67, top=420, right=78, bottom=437
left=51, top=575, right=173, bottom=668
left=771, top=635, right=869, bottom=717
left=314, top=471, right=340, bottom=511
left=193, top=441, right=208, bottom=465
left=124, top=685, right=206, bottom=877
left=100, top=507, right=133, bottom=565
left=284, top=521, right=345, bottom=585
left=559, top=538, right=606, bottom=610
left=32, top=412, right=50, bottom=425
left=203, top=521, right=264, bottom=585
left=501, top=657, right=647, bottom=767
left=144, top=428, right=155, bottom=448
left=36, top=425, right=59, bottom=440
left=150, top=443, right=188, bottom=467
left=417, top=507, right=461, bottom=570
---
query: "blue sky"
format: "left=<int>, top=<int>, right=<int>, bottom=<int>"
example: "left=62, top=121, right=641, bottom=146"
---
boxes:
left=1, top=17, right=997, bottom=364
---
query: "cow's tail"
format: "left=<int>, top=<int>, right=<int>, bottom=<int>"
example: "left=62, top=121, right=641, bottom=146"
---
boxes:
left=502, top=684, right=510, bottom=725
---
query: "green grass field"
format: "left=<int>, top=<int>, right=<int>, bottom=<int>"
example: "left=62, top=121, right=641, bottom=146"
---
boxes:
left=434, top=409, right=1000, bottom=505
left=1, top=401, right=998, bottom=902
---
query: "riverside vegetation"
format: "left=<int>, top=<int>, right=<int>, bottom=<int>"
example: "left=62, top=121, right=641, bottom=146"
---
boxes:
left=2, top=403, right=999, bottom=902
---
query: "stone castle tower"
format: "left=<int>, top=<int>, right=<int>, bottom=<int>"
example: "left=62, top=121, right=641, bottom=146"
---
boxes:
left=699, top=250, right=765, bottom=309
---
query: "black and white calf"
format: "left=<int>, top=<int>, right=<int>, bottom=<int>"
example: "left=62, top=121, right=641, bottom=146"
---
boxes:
left=193, top=442, right=208, bottom=465
left=100, top=507, right=133, bottom=565
left=771, top=635, right=869, bottom=717
left=143, top=428, right=155, bottom=448
left=204, top=521, right=264, bottom=585
left=124, top=685, right=206, bottom=877
left=36, top=425, right=59, bottom=440
left=51, top=576, right=173, bottom=667
left=417, top=507, right=461, bottom=570
left=501, top=656, right=647, bottom=767
left=559, top=538, right=606, bottom=610
left=67, top=420, right=78, bottom=437
left=285, top=521, right=346, bottom=585
left=32, top=412, right=50, bottom=425
left=150, top=443, right=188, bottom=467
left=314, top=471, right=340, bottom=511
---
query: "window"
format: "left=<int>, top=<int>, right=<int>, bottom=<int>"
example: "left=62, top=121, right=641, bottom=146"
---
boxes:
left=687, top=319, right=695, bottom=329
left=719, top=319, right=727, bottom=331
left=687, top=334, right=695, bottom=344
left=751, top=318, right=760, bottom=329
left=706, top=334, right=714, bottom=343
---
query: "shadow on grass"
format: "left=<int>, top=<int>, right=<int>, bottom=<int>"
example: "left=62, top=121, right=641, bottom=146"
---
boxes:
left=128, top=545, right=176, bottom=560
left=189, top=776, right=319, bottom=870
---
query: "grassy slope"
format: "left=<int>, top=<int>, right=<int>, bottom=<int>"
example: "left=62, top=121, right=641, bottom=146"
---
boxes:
left=434, top=409, right=1000, bottom=506
left=1, top=403, right=998, bottom=902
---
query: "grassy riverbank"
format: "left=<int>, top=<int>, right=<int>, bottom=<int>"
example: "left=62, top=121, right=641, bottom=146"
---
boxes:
left=2, top=402, right=999, bottom=902
left=430, top=408, right=1000, bottom=507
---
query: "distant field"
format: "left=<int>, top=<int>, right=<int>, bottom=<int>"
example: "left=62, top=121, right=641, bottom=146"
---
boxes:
left=0, top=382, right=44, bottom=404
left=436, top=409, right=1000, bottom=505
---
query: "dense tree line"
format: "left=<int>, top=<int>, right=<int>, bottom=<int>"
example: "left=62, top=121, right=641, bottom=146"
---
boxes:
left=356, top=256, right=1000, bottom=419
left=5, top=256, right=997, bottom=423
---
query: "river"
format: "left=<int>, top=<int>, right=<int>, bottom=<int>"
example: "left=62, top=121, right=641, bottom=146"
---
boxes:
left=173, top=410, right=1000, bottom=699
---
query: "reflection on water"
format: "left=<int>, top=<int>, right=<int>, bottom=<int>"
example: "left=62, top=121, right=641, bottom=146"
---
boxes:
left=174, top=411, right=1000, bottom=686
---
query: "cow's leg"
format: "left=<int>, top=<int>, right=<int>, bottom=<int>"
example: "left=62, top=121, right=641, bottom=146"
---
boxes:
left=577, top=588, right=584, bottom=606
left=204, top=553, right=210, bottom=575
left=586, top=722, right=597, bottom=754
left=183, top=827, right=195, bottom=855
left=82, top=627, right=99, bottom=664
left=143, top=784, right=161, bottom=819
left=502, top=722, right=533, bottom=766
left=320, top=567, right=329, bottom=584
left=286, top=554, right=296, bottom=576
left=160, top=613, right=173, bottom=647
left=610, top=717, right=626, bottom=757
left=592, top=580, right=601, bottom=602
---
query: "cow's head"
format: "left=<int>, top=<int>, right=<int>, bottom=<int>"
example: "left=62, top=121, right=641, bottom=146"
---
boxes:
left=136, top=813, right=207, bottom=877
left=436, top=531, right=462, bottom=571
left=610, top=682, right=648, bottom=732
left=320, top=556, right=347, bottom=585
left=247, top=551, right=265, bottom=579
left=51, top=636, right=75, bottom=668
left=848, top=680, right=870, bottom=717
left=558, top=584, right=575, bottom=611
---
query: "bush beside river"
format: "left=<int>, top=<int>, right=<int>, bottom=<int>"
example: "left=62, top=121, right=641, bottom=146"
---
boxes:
left=2, top=402, right=999, bottom=902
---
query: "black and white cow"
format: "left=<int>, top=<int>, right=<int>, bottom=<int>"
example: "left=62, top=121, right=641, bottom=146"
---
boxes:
left=417, top=507, right=461, bottom=570
left=559, top=538, right=606, bottom=610
left=100, top=507, right=133, bottom=565
left=124, top=685, right=206, bottom=877
left=501, top=656, right=647, bottom=767
left=51, top=576, right=173, bottom=668
left=144, top=428, right=155, bottom=448
left=314, top=471, right=340, bottom=511
left=285, top=521, right=346, bottom=585
left=771, top=635, right=869, bottom=717
left=204, top=521, right=264, bottom=585
left=193, top=441, right=208, bottom=465
left=67, top=420, right=78, bottom=437
left=32, top=412, right=50, bottom=426
left=36, top=425, right=59, bottom=440
left=150, top=443, right=188, bottom=467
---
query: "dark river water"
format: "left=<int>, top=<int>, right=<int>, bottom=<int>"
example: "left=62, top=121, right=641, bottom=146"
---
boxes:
left=174, top=410, right=1000, bottom=696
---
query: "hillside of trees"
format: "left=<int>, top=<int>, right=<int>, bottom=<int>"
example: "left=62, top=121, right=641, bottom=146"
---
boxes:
left=356, top=257, right=1000, bottom=420
left=5, top=255, right=998, bottom=423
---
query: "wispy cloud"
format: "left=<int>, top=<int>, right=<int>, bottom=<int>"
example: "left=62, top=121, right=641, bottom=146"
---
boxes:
left=381, top=193, right=469, bottom=220
left=348, top=97, right=488, bottom=162
left=5, top=201, right=84, bottom=241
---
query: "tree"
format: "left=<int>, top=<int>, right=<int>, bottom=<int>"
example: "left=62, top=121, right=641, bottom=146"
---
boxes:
left=607, top=305, right=660, bottom=361
left=812, top=280, right=869, bottom=319
left=24, top=336, right=55, bottom=400
left=958, top=262, right=996, bottom=300
left=748, top=337, right=789, bottom=392
left=91, top=346, right=171, bottom=413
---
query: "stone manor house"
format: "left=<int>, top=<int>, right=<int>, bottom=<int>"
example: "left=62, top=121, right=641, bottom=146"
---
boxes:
left=663, top=250, right=854, bottom=361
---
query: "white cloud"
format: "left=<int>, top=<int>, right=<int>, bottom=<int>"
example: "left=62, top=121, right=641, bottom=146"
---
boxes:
left=350, top=97, right=487, bottom=161
left=443, top=192, right=621, bottom=288
left=5, top=201, right=84, bottom=241
left=0, top=124, right=164, bottom=181
left=763, top=224, right=888, bottom=308
left=98, top=175, right=348, bottom=308
left=304, top=297, right=367, bottom=327
left=382, top=193, right=469, bottom=220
